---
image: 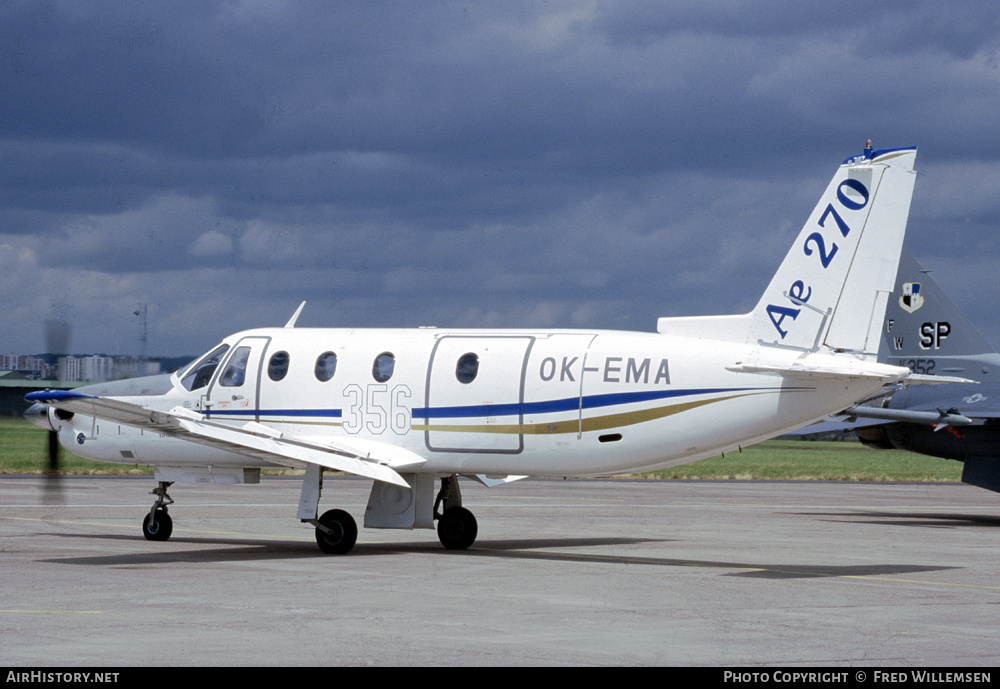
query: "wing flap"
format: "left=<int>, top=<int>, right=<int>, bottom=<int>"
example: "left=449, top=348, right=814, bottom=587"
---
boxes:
left=170, top=413, right=412, bottom=487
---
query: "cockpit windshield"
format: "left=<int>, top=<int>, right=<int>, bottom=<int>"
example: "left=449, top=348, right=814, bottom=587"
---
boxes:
left=179, top=344, right=230, bottom=391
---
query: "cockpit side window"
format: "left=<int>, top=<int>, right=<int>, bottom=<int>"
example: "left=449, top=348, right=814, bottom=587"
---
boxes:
left=180, top=344, right=230, bottom=391
left=219, top=347, right=251, bottom=387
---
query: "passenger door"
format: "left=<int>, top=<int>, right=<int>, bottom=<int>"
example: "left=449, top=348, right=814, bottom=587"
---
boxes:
left=422, top=335, right=534, bottom=453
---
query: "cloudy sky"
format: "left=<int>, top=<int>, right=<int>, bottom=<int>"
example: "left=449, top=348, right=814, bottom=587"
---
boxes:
left=3, top=1, right=1000, bottom=359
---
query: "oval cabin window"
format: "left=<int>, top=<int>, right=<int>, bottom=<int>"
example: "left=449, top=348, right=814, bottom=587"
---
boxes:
left=268, top=351, right=290, bottom=381
left=455, top=353, right=479, bottom=384
left=315, top=351, right=337, bottom=382
left=372, top=352, right=395, bottom=382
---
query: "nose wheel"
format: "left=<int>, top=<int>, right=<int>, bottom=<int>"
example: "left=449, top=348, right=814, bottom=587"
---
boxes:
left=142, top=481, right=174, bottom=542
left=142, top=508, right=173, bottom=541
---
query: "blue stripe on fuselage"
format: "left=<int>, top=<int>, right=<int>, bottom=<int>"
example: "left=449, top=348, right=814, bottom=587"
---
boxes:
left=411, top=387, right=783, bottom=420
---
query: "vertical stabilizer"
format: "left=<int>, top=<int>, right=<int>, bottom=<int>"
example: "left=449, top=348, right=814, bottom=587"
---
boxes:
left=660, top=145, right=918, bottom=358
left=753, top=146, right=917, bottom=356
left=882, top=249, right=1000, bottom=380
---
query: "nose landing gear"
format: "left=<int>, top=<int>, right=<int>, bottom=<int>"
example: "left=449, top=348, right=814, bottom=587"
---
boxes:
left=142, top=481, right=174, bottom=542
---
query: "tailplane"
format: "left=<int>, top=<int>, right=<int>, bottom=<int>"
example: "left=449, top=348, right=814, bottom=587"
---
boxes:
left=659, top=143, right=918, bottom=360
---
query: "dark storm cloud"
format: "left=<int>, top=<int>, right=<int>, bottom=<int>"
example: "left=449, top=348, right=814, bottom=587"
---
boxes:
left=2, top=1, right=999, bottom=355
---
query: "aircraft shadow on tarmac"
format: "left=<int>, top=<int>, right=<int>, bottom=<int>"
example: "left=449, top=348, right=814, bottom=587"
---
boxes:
left=794, top=510, right=1000, bottom=529
left=36, top=531, right=957, bottom=579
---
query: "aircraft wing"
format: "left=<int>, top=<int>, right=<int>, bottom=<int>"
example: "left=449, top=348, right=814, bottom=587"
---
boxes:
left=25, top=390, right=418, bottom=488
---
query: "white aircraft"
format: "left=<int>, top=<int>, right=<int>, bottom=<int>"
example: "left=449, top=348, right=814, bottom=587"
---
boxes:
left=26, top=144, right=927, bottom=554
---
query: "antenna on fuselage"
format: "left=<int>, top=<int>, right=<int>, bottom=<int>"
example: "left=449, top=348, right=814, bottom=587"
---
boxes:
left=285, top=301, right=306, bottom=328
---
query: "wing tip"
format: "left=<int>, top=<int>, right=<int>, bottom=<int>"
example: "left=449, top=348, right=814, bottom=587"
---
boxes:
left=24, top=389, right=93, bottom=404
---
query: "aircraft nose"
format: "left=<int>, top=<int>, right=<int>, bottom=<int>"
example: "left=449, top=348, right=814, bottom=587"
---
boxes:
left=24, top=403, right=57, bottom=432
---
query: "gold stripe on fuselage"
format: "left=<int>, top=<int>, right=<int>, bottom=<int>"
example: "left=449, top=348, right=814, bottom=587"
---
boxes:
left=412, top=391, right=773, bottom=435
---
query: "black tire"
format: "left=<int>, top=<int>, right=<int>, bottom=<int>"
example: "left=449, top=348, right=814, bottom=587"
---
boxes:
left=142, top=509, right=173, bottom=542
left=315, top=509, right=358, bottom=554
left=437, top=506, right=477, bottom=550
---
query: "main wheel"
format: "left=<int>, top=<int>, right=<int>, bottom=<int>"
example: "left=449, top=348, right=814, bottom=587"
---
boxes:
left=142, top=508, right=173, bottom=542
left=315, top=509, right=358, bottom=554
left=437, top=506, right=477, bottom=550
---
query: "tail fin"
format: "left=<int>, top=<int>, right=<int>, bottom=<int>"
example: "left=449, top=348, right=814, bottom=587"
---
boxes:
left=659, top=144, right=918, bottom=359
left=882, top=249, right=1000, bottom=379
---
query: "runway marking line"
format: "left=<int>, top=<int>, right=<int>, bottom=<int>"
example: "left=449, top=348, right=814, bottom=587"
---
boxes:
left=0, top=610, right=103, bottom=615
left=1, top=515, right=313, bottom=541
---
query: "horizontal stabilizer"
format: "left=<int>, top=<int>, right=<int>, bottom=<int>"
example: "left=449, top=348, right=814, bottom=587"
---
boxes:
left=904, top=373, right=978, bottom=385
left=725, top=357, right=911, bottom=382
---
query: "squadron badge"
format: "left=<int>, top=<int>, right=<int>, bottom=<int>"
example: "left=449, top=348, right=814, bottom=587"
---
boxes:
left=899, top=282, right=924, bottom=313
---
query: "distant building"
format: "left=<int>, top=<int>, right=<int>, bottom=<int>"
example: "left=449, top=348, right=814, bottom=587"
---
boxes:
left=57, top=356, right=83, bottom=382
left=1, top=353, right=163, bottom=416
left=82, top=355, right=114, bottom=382
left=55, top=355, right=161, bottom=382
left=1, top=354, right=47, bottom=379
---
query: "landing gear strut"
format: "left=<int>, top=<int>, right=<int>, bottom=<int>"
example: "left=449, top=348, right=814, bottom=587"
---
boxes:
left=434, top=475, right=478, bottom=550
left=142, top=481, right=174, bottom=541
left=299, top=465, right=359, bottom=555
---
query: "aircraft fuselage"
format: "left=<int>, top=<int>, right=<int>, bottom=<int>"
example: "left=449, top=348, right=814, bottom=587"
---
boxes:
left=56, top=325, right=890, bottom=479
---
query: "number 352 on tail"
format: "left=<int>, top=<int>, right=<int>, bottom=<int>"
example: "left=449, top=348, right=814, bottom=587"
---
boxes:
left=26, top=144, right=943, bottom=554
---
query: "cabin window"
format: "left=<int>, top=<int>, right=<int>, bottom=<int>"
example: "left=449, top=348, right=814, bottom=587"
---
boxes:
left=268, top=351, right=290, bottom=381
left=456, top=353, right=479, bottom=384
left=180, top=344, right=230, bottom=391
left=372, top=352, right=395, bottom=382
left=219, top=347, right=251, bottom=387
left=315, top=351, right=338, bottom=382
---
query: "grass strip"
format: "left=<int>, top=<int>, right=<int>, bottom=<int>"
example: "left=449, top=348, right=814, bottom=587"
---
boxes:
left=0, top=417, right=963, bottom=482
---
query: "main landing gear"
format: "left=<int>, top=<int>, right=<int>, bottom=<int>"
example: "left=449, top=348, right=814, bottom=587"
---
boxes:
left=434, top=475, right=478, bottom=551
left=142, top=481, right=174, bottom=542
left=307, top=474, right=480, bottom=555
left=136, top=473, right=482, bottom=554
left=314, top=508, right=358, bottom=554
